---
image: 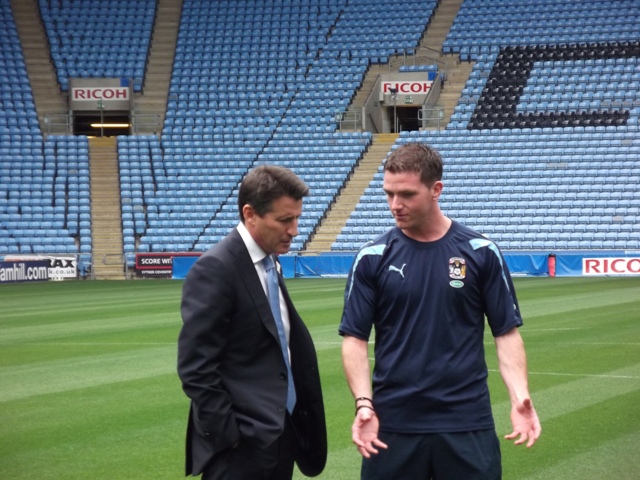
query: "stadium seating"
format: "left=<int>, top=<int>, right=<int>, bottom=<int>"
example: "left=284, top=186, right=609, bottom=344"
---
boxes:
left=331, top=0, right=640, bottom=252
left=0, top=2, right=86, bottom=259
left=120, top=131, right=371, bottom=253
left=332, top=127, right=640, bottom=251
left=443, top=0, right=640, bottom=60
left=146, top=0, right=436, bottom=252
left=2, top=0, right=640, bottom=264
left=0, top=133, right=90, bottom=257
left=39, top=0, right=156, bottom=91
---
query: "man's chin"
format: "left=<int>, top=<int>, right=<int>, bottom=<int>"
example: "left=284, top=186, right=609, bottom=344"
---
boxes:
left=394, top=218, right=407, bottom=228
left=277, top=243, right=292, bottom=254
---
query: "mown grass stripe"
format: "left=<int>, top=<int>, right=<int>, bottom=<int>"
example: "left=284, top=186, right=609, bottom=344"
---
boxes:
left=520, top=431, right=640, bottom=480
left=0, top=314, right=180, bottom=343
left=492, top=363, right=640, bottom=433
left=0, top=345, right=176, bottom=402
left=519, top=286, right=640, bottom=319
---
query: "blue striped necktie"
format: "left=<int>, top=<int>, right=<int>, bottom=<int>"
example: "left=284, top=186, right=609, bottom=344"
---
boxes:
left=262, top=255, right=296, bottom=413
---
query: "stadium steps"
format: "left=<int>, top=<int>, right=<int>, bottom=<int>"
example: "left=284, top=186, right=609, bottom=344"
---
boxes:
left=10, top=0, right=68, bottom=134
left=434, top=61, right=475, bottom=127
left=305, top=133, right=397, bottom=253
left=349, top=63, right=391, bottom=115
left=132, top=0, right=183, bottom=135
left=420, top=0, right=465, bottom=54
left=88, top=138, right=125, bottom=280
left=344, top=0, right=470, bottom=132
left=417, top=0, right=471, bottom=128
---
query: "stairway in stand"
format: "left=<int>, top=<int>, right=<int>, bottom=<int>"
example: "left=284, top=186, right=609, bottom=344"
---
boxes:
left=305, top=134, right=397, bottom=253
left=10, top=0, right=68, bottom=134
left=89, top=138, right=125, bottom=280
left=345, top=0, right=471, bottom=130
left=132, top=0, right=183, bottom=134
left=419, top=0, right=472, bottom=127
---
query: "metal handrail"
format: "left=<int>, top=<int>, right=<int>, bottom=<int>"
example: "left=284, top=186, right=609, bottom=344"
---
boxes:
left=389, top=46, right=452, bottom=80
left=418, top=107, right=445, bottom=131
left=335, top=110, right=362, bottom=131
left=366, top=111, right=379, bottom=133
left=43, top=113, right=73, bottom=135
left=41, top=112, right=161, bottom=137
left=131, top=112, right=161, bottom=135
left=102, top=253, right=134, bottom=279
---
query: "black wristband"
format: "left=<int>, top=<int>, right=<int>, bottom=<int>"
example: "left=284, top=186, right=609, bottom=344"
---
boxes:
left=355, top=396, right=373, bottom=405
left=355, top=404, right=375, bottom=415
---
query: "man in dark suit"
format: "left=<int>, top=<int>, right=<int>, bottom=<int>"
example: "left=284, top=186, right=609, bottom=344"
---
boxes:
left=178, top=165, right=327, bottom=480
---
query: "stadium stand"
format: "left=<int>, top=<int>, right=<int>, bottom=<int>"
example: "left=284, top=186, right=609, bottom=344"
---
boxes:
left=120, top=0, right=437, bottom=254
left=0, top=1, right=88, bottom=263
left=442, top=0, right=640, bottom=60
left=332, top=0, right=640, bottom=251
left=1, top=0, right=640, bottom=279
left=39, top=0, right=156, bottom=92
left=333, top=128, right=640, bottom=251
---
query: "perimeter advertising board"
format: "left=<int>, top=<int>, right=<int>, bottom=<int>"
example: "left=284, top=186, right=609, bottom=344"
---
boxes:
left=135, top=253, right=201, bottom=277
left=0, top=260, right=50, bottom=283
left=3, top=255, right=78, bottom=280
left=583, top=257, right=640, bottom=275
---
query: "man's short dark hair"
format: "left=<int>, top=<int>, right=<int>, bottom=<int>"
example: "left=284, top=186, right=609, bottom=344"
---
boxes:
left=384, top=142, right=443, bottom=187
left=238, top=165, right=309, bottom=221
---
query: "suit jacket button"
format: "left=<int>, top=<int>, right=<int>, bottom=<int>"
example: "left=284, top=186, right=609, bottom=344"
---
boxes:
left=278, top=406, right=285, bottom=412
left=280, top=372, right=286, bottom=380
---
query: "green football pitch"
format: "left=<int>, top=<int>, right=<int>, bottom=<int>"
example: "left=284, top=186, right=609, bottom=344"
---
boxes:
left=1, top=277, right=639, bottom=479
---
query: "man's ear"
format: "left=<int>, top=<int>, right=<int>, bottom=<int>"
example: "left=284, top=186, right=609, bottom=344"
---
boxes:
left=243, top=204, right=255, bottom=225
left=432, top=181, right=444, bottom=200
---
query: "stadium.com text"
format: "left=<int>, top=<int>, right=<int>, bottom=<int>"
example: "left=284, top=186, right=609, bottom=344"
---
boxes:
left=0, top=263, right=49, bottom=282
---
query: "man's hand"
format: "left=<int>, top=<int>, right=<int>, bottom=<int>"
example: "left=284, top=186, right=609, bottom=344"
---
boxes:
left=352, top=407, right=388, bottom=458
left=505, top=398, right=541, bottom=448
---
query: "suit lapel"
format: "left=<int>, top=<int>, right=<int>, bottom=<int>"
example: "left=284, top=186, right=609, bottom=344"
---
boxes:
left=225, top=229, right=280, bottom=341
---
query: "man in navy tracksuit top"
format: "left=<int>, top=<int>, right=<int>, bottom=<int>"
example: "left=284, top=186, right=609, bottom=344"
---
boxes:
left=339, top=142, right=541, bottom=480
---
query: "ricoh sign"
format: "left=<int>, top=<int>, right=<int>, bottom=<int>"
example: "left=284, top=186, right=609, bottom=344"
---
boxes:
left=69, top=78, right=132, bottom=111
left=71, top=87, right=129, bottom=101
left=381, top=81, right=432, bottom=95
left=583, top=257, right=640, bottom=275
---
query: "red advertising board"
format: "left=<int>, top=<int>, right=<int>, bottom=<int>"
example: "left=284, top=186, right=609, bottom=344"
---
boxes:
left=135, top=252, right=201, bottom=277
left=583, top=257, right=640, bottom=275
left=71, top=87, right=130, bottom=101
left=381, top=81, right=432, bottom=94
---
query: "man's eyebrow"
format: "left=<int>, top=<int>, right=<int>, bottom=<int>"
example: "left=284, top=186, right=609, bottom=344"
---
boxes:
left=276, top=213, right=299, bottom=220
left=383, top=188, right=416, bottom=194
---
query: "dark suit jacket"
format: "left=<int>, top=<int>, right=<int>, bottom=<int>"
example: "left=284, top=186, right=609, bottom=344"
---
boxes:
left=177, top=228, right=327, bottom=477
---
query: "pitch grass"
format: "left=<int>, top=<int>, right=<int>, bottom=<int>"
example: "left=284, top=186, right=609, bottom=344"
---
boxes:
left=1, top=277, right=639, bottom=479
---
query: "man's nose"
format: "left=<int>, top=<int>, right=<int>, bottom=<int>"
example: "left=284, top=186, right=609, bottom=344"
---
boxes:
left=287, top=220, right=299, bottom=237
